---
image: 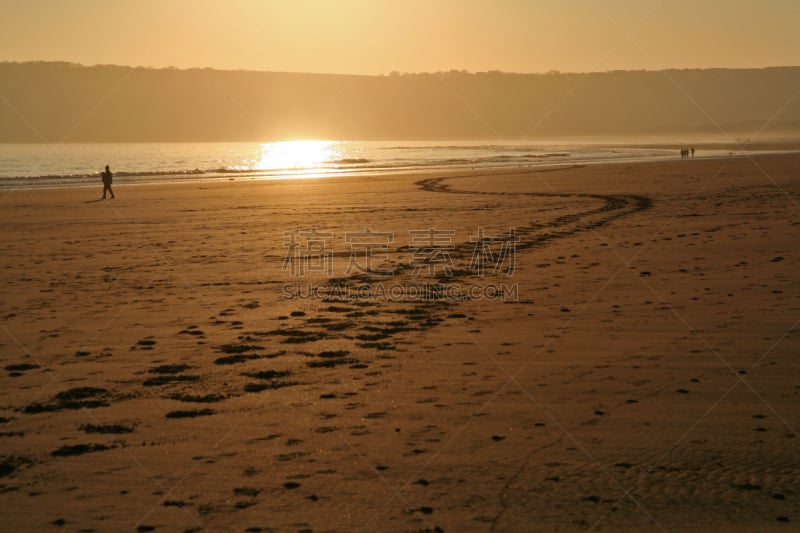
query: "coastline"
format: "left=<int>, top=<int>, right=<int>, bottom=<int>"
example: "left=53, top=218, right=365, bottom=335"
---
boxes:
left=2, top=139, right=799, bottom=190
left=1, top=153, right=799, bottom=531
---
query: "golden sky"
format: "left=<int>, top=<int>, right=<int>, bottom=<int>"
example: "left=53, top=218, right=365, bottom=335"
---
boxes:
left=1, top=0, right=799, bottom=74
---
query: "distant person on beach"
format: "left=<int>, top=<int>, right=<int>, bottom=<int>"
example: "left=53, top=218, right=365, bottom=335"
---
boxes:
left=101, top=165, right=115, bottom=199
left=691, top=147, right=695, bottom=158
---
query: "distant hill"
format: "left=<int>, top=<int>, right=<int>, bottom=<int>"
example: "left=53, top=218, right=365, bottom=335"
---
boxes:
left=1, top=61, right=799, bottom=142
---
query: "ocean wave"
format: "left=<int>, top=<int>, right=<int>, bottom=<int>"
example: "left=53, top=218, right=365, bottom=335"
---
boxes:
left=0, top=152, right=573, bottom=184
left=379, top=144, right=571, bottom=154
left=332, top=158, right=371, bottom=164
left=380, top=144, right=509, bottom=151
left=1, top=140, right=689, bottom=190
left=0, top=168, right=222, bottom=181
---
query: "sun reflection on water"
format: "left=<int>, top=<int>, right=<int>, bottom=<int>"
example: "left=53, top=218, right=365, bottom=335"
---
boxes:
left=254, top=140, right=339, bottom=171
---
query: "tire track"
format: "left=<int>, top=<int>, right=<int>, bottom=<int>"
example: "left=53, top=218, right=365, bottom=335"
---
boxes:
left=415, top=170, right=652, bottom=255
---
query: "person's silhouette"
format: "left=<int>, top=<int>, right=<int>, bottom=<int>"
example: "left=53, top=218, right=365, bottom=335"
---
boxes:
left=101, top=164, right=115, bottom=199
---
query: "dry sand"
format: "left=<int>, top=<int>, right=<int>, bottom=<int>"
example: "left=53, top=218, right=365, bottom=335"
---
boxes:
left=0, top=154, right=799, bottom=532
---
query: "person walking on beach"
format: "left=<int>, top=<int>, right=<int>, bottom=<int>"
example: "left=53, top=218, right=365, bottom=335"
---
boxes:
left=101, top=164, right=115, bottom=199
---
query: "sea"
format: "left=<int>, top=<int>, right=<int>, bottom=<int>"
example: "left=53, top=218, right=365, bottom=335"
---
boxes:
left=0, top=140, right=744, bottom=190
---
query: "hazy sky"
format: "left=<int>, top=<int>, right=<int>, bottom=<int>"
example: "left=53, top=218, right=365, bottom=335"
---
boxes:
left=1, top=0, right=798, bottom=75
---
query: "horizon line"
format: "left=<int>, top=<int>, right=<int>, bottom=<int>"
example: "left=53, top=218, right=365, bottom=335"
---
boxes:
left=3, top=59, right=800, bottom=79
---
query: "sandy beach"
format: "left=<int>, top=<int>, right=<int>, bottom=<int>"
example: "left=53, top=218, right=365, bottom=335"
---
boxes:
left=1, top=153, right=799, bottom=531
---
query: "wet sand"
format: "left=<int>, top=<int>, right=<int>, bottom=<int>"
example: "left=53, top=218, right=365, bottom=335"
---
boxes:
left=0, top=153, right=799, bottom=531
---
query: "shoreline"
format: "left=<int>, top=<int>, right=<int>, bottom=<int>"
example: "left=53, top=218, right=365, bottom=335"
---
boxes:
left=2, top=139, right=799, bottom=190
left=1, top=149, right=797, bottom=194
left=2, top=150, right=798, bottom=194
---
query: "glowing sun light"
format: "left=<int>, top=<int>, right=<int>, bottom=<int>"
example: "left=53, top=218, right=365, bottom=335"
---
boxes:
left=255, top=140, right=336, bottom=170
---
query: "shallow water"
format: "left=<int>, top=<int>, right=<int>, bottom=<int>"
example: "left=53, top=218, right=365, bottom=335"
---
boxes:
left=0, top=139, right=751, bottom=189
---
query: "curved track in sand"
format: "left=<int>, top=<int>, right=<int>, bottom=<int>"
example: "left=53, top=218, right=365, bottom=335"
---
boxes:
left=415, top=169, right=653, bottom=253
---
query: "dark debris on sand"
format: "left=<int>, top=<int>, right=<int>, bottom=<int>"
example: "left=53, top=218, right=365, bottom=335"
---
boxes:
left=24, top=387, right=111, bottom=413
left=165, top=408, right=216, bottom=419
left=51, top=443, right=111, bottom=457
